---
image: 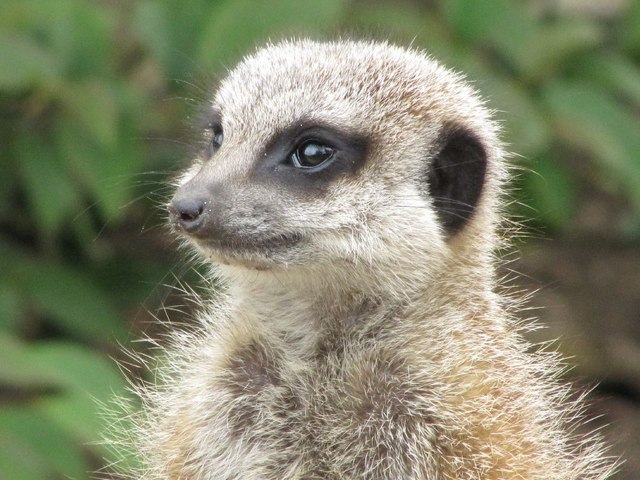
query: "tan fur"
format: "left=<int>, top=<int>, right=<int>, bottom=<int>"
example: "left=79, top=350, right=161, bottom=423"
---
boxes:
left=126, top=40, right=614, bottom=479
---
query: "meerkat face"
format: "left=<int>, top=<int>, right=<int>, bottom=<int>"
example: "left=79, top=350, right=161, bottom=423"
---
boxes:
left=168, top=40, right=496, bottom=272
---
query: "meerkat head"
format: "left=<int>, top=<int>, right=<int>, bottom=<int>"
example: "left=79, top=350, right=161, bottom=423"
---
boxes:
left=168, top=40, right=504, bottom=277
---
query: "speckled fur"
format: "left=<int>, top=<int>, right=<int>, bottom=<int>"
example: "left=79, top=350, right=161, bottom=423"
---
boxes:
left=126, top=40, right=614, bottom=479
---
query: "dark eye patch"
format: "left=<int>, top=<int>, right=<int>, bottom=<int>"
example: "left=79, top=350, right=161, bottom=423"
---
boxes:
left=206, top=124, right=224, bottom=156
left=252, top=122, right=369, bottom=194
left=194, top=108, right=223, bottom=157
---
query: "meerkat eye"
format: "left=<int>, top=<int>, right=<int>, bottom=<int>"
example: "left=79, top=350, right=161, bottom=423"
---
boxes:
left=290, top=140, right=335, bottom=169
left=206, top=124, right=224, bottom=156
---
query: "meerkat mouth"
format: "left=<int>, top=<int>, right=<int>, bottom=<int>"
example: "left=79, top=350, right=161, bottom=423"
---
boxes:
left=196, top=231, right=304, bottom=259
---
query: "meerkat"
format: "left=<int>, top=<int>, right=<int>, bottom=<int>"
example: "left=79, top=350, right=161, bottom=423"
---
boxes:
left=129, top=39, right=615, bottom=479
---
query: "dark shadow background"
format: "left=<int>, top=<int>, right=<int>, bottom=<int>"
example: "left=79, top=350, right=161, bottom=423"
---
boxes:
left=1, top=0, right=638, bottom=478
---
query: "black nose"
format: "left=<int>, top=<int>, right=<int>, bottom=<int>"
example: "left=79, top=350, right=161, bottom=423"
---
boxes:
left=168, top=197, right=207, bottom=233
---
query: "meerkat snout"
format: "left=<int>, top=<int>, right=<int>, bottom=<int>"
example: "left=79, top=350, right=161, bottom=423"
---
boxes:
left=169, top=181, right=236, bottom=242
left=168, top=196, right=207, bottom=233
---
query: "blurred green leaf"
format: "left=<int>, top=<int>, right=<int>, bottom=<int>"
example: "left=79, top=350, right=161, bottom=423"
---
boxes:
left=523, top=155, right=577, bottom=231
left=133, top=1, right=174, bottom=75
left=16, top=132, right=80, bottom=236
left=22, top=262, right=129, bottom=343
left=0, top=333, right=59, bottom=388
left=36, top=392, right=108, bottom=457
left=519, top=19, right=602, bottom=83
left=0, top=0, right=111, bottom=85
left=0, top=433, right=46, bottom=480
left=196, top=0, right=345, bottom=70
left=349, top=2, right=455, bottom=60
left=439, top=0, right=536, bottom=69
left=53, top=120, right=113, bottom=225
left=55, top=88, right=143, bottom=222
left=60, top=80, right=119, bottom=147
left=0, top=334, right=124, bottom=478
left=0, top=32, right=59, bottom=90
left=572, top=53, right=640, bottom=108
left=28, top=341, right=126, bottom=398
left=619, top=0, right=640, bottom=53
left=0, top=242, right=129, bottom=343
left=0, top=407, right=89, bottom=480
left=542, top=81, right=640, bottom=209
left=132, top=0, right=216, bottom=79
left=0, top=0, right=41, bottom=29
left=440, top=0, right=530, bottom=44
left=95, top=114, right=143, bottom=220
left=58, top=0, right=110, bottom=78
left=0, top=286, right=20, bottom=331
left=28, top=342, right=130, bottom=459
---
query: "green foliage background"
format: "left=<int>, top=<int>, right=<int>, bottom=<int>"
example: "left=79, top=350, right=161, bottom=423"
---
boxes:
left=1, top=1, right=639, bottom=479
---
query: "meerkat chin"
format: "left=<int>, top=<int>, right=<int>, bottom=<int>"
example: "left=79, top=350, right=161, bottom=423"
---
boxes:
left=129, top=39, right=614, bottom=480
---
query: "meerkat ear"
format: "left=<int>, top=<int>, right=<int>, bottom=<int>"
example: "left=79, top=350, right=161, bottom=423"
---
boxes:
left=426, top=125, right=487, bottom=235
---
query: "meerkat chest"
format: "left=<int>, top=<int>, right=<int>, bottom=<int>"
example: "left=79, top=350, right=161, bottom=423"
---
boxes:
left=207, top=334, right=441, bottom=479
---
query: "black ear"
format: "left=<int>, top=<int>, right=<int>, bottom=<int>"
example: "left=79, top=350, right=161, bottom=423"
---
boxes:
left=426, top=126, right=487, bottom=236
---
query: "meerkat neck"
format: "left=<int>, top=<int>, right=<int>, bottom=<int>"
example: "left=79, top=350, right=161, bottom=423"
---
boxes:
left=220, top=252, right=496, bottom=349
